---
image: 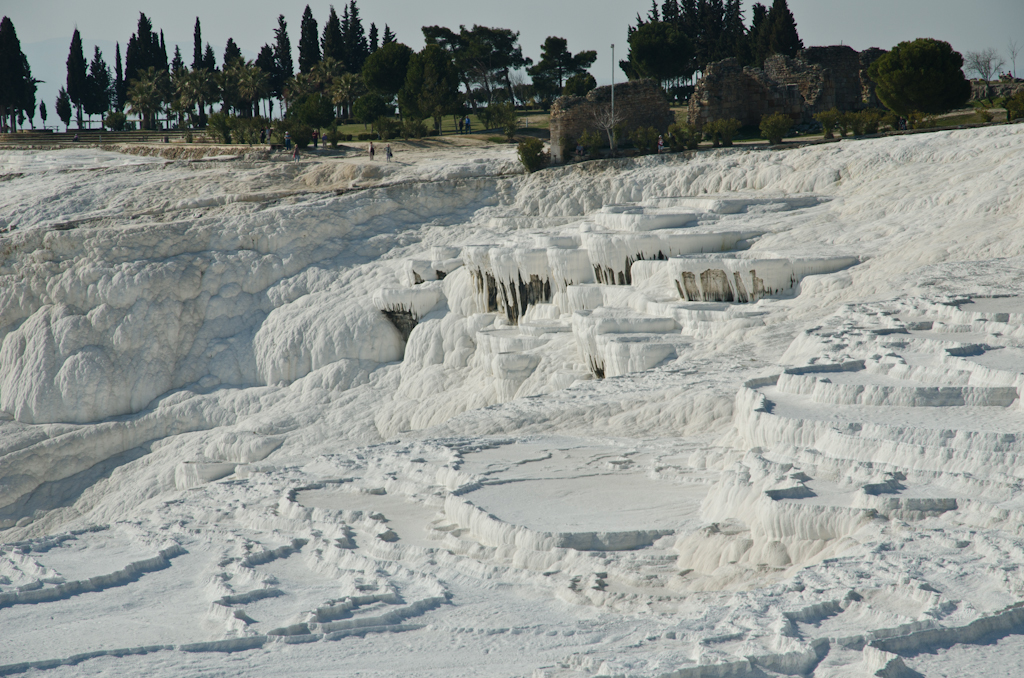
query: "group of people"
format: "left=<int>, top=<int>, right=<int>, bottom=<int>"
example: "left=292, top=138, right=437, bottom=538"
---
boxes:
left=456, top=116, right=473, bottom=134
left=279, top=129, right=396, bottom=163
left=366, top=141, right=393, bottom=162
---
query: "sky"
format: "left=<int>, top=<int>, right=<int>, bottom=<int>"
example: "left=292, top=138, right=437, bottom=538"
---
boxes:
left=3, top=0, right=1023, bottom=126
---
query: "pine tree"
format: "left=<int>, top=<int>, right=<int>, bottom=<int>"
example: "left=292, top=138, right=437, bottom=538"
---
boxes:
left=114, top=42, right=125, bottom=110
left=368, top=23, right=379, bottom=53
left=192, top=18, right=203, bottom=70
left=66, top=28, right=88, bottom=126
left=272, top=15, right=294, bottom=100
left=322, top=5, right=344, bottom=63
left=768, top=0, right=802, bottom=58
left=382, top=24, right=395, bottom=46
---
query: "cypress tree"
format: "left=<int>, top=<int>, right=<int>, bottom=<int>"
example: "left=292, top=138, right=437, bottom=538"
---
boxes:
left=343, top=1, right=369, bottom=72
left=299, top=5, right=321, bottom=73
left=192, top=18, right=203, bottom=70
left=368, top=23, right=379, bottom=53
left=114, top=42, right=125, bottom=110
left=171, top=45, right=184, bottom=76
left=661, top=0, right=680, bottom=25
left=0, top=16, right=34, bottom=132
left=322, top=6, right=344, bottom=63
left=160, top=30, right=168, bottom=71
left=768, top=0, right=802, bottom=58
left=125, top=13, right=161, bottom=83
left=39, top=101, right=47, bottom=128
left=747, top=3, right=770, bottom=66
left=85, top=46, right=112, bottom=123
left=56, top=87, right=72, bottom=130
left=66, top=28, right=88, bottom=126
left=272, top=15, right=294, bottom=100
left=203, top=43, right=216, bottom=72
left=223, top=38, right=242, bottom=68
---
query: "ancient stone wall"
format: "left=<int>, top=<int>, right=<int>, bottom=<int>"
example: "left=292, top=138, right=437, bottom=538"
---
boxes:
left=689, top=46, right=887, bottom=129
left=687, top=58, right=804, bottom=128
left=549, top=80, right=674, bottom=163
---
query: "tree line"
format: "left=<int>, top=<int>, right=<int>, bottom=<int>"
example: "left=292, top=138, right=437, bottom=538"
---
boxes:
left=622, top=0, right=803, bottom=97
left=18, top=3, right=605, bottom=135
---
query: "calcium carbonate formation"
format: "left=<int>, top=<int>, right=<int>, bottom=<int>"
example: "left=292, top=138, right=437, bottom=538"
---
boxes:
left=1, top=125, right=1024, bottom=677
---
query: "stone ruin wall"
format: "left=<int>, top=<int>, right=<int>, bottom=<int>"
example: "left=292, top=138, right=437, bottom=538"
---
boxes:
left=549, top=80, right=675, bottom=163
left=688, top=45, right=887, bottom=129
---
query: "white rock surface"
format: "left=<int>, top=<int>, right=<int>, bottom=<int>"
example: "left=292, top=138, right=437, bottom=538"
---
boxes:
left=2, top=127, right=1024, bottom=677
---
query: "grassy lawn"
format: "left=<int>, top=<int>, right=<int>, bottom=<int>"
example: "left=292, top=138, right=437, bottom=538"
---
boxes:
left=325, top=109, right=551, bottom=138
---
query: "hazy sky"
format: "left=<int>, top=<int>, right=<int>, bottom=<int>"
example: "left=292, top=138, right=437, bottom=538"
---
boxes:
left=4, top=0, right=1023, bottom=124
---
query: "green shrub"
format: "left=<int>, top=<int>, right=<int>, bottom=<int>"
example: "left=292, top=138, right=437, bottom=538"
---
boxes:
left=629, top=125, right=659, bottom=154
left=708, top=118, right=741, bottom=146
left=760, top=112, right=793, bottom=145
left=882, top=111, right=901, bottom=131
left=290, top=124, right=313, bottom=148
left=325, top=126, right=344, bottom=148
left=103, top=111, right=128, bottom=132
left=184, top=130, right=194, bottom=143
left=207, top=112, right=232, bottom=143
left=518, top=137, right=547, bottom=172
left=859, top=109, right=885, bottom=134
left=704, top=120, right=722, bottom=147
left=232, top=117, right=266, bottom=145
left=835, top=112, right=852, bottom=137
left=1005, top=90, right=1024, bottom=121
left=580, top=130, right=603, bottom=157
left=358, top=132, right=373, bottom=141
left=559, top=134, right=576, bottom=161
left=814, top=108, right=840, bottom=139
left=976, top=108, right=995, bottom=123
left=844, top=111, right=865, bottom=136
left=492, top=102, right=519, bottom=141
left=402, top=119, right=427, bottom=139
left=372, top=116, right=400, bottom=140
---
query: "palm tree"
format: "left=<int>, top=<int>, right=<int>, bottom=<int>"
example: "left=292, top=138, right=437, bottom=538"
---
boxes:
left=127, top=67, right=166, bottom=130
left=330, top=72, right=363, bottom=120
left=310, top=57, right=344, bottom=93
left=235, top=61, right=270, bottom=118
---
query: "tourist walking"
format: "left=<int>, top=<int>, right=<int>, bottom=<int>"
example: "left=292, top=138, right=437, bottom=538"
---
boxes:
left=385, top=144, right=393, bottom=163
left=657, top=135, right=664, bottom=153
left=292, top=145, right=300, bottom=162
left=465, top=116, right=472, bottom=134
left=312, top=129, right=318, bottom=149
left=458, top=118, right=464, bottom=134
left=368, top=141, right=375, bottom=160
left=284, top=130, right=291, bottom=150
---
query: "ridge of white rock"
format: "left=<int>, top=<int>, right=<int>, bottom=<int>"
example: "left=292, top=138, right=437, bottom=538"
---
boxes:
left=2, top=127, right=1024, bottom=676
